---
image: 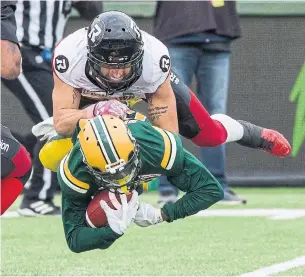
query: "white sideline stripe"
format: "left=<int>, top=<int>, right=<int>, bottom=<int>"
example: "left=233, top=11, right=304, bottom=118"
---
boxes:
left=2, top=209, right=305, bottom=220
left=240, top=255, right=305, bottom=276
left=195, top=209, right=305, bottom=220
left=1, top=211, right=20, bottom=218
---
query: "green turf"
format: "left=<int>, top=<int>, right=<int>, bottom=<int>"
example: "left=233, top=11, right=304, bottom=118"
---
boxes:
left=1, top=188, right=305, bottom=276
left=278, top=266, right=305, bottom=276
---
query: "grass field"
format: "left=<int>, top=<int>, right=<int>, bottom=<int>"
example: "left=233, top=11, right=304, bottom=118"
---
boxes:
left=1, top=188, right=305, bottom=276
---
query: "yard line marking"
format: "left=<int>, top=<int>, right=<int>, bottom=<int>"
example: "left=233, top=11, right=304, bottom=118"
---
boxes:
left=2, top=209, right=305, bottom=220
left=239, top=255, right=305, bottom=276
left=1, top=211, right=20, bottom=218
left=195, top=209, right=305, bottom=220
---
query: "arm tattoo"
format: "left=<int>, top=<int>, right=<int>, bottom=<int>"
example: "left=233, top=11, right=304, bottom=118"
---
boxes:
left=146, top=94, right=169, bottom=122
left=148, top=105, right=169, bottom=122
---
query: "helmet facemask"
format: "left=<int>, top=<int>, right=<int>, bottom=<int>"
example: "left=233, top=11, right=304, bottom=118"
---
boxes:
left=87, top=45, right=144, bottom=94
left=86, top=11, right=144, bottom=94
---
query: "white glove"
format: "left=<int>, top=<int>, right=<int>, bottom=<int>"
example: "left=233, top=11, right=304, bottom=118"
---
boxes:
left=100, top=191, right=139, bottom=235
left=134, top=201, right=164, bottom=227
left=32, top=117, right=58, bottom=141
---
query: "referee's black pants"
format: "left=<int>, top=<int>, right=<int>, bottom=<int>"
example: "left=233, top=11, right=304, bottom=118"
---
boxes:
left=1, top=45, right=58, bottom=202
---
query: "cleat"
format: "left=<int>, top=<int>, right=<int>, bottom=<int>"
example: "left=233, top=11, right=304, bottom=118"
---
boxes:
left=260, top=129, right=291, bottom=157
left=237, top=120, right=291, bottom=158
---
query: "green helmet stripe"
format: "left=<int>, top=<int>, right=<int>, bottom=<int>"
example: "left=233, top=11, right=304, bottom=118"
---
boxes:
left=88, top=120, right=109, bottom=164
left=98, top=116, right=121, bottom=161
left=91, top=117, right=117, bottom=164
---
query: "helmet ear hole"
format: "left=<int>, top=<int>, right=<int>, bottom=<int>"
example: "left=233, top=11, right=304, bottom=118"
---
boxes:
left=122, top=28, right=125, bottom=31
left=86, top=137, right=89, bottom=141
left=113, top=126, right=117, bottom=129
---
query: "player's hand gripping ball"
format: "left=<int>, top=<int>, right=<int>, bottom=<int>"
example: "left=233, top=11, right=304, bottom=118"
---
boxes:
left=85, top=190, right=133, bottom=228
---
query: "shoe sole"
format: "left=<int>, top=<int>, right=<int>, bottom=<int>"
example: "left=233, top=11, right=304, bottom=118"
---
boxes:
left=18, top=208, right=41, bottom=217
left=18, top=208, right=61, bottom=217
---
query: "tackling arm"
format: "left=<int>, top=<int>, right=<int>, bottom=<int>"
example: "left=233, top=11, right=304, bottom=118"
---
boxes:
left=52, top=73, right=89, bottom=136
left=145, top=75, right=179, bottom=134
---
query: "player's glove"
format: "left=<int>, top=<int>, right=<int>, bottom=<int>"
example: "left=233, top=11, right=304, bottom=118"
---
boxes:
left=100, top=191, right=139, bottom=235
left=85, top=100, right=130, bottom=119
left=134, top=201, right=164, bottom=227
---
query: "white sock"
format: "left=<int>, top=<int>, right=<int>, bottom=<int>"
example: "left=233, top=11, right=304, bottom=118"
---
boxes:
left=211, top=114, right=244, bottom=143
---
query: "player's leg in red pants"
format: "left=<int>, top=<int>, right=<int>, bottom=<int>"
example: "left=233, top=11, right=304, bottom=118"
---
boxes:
left=170, top=70, right=291, bottom=157
left=1, top=125, right=32, bottom=215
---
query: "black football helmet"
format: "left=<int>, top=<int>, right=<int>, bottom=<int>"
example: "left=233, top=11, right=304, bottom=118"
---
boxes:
left=87, top=11, right=144, bottom=93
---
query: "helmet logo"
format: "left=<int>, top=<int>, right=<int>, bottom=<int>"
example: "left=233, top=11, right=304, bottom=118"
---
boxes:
left=88, top=24, right=102, bottom=43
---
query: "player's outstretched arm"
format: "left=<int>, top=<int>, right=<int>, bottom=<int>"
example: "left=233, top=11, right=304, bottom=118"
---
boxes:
left=161, top=150, right=224, bottom=222
left=134, top=150, right=224, bottom=226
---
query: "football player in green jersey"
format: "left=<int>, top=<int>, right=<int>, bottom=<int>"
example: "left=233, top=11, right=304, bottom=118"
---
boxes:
left=56, top=112, right=223, bottom=253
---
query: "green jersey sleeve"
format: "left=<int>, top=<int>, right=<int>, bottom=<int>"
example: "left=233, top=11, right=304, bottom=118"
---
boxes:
left=161, top=149, right=224, bottom=222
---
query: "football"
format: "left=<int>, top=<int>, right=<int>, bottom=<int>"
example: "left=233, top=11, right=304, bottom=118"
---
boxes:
left=85, top=190, right=133, bottom=228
